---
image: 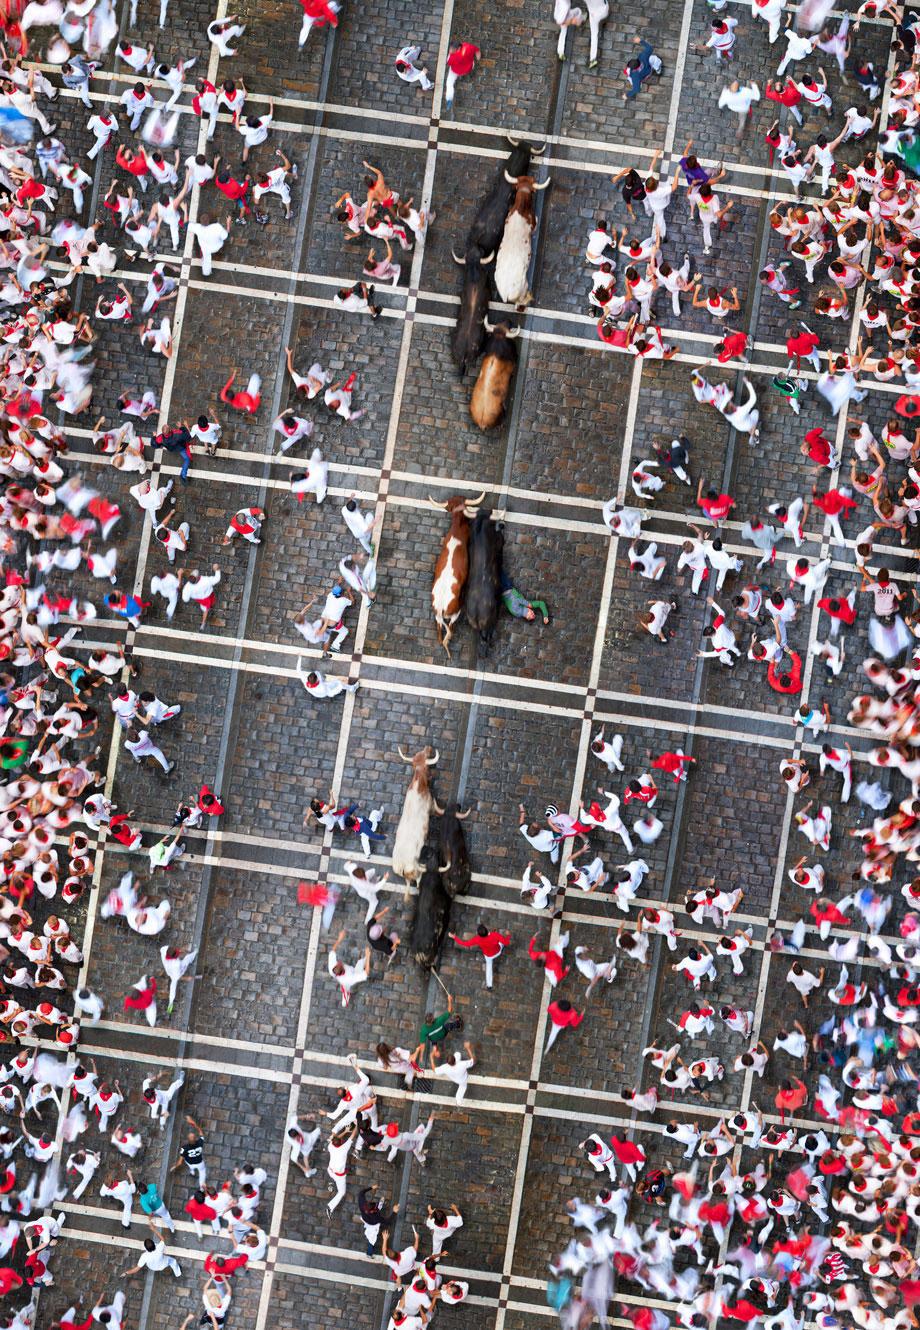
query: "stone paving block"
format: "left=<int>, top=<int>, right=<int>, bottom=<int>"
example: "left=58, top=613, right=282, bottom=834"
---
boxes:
left=327, top=0, right=444, bottom=119
left=268, top=1273, right=384, bottom=1330
left=191, top=866, right=311, bottom=1044
left=556, top=0, right=686, bottom=148
left=443, top=0, right=562, bottom=135
left=509, top=339, right=632, bottom=501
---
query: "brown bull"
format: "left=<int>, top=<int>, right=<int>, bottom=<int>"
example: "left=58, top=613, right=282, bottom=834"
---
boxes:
left=428, top=491, right=485, bottom=655
left=470, top=319, right=519, bottom=431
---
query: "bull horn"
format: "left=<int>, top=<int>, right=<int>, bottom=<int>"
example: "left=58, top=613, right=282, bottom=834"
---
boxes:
left=456, top=807, right=472, bottom=819
left=483, top=316, right=495, bottom=332
left=426, top=749, right=440, bottom=765
left=450, top=248, right=466, bottom=265
left=534, top=177, right=552, bottom=191
left=397, top=745, right=411, bottom=762
left=428, top=495, right=450, bottom=509
left=465, top=491, right=487, bottom=509
left=481, top=250, right=495, bottom=264
left=438, top=860, right=451, bottom=874
left=506, top=326, right=521, bottom=339
left=507, top=134, right=520, bottom=146
left=503, top=170, right=518, bottom=184
left=530, top=141, right=548, bottom=154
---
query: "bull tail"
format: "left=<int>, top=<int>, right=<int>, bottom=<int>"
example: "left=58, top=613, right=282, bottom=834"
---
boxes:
left=477, top=626, right=496, bottom=656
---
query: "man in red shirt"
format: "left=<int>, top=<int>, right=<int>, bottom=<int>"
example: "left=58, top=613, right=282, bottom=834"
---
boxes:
left=812, top=484, right=856, bottom=543
left=786, top=322, right=821, bottom=371
left=0, top=1267, right=22, bottom=1295
left=204, top=1251, right=249, bottom=1278
left=802, top=425, right=836, bottom=469
left=816, top=590, right=856, bottom=636
left=545, top=998, right=582, bottom=1052
left=767, top=649, right=802, bottom=694
left=123, top=974, right=157, bottom=1025
left=696, top=478, right=734, bottom=526
left=714, top=328, right=748, bottom=363
left=115, top=144, right=149, bottom=190
left=220, top=369, right=262, bottom=414
left=765, top=76, right=803, bottom=124
left=530, top=933, right=569, bottom=987
left=299, top=0, right=339, bottom=47
left=775, top=1076, right=808, bottom=1120
left=214, top=166, right=251, bottom=220
left=445, top=41, right=480, bottom=107
left=184, top=1189, right=219, bottom=1238
left=609, top=1134, right=647, bottom=1180
left=449, top=925, right=511, bottom=989
left=652, top=750, right=695, bottom=783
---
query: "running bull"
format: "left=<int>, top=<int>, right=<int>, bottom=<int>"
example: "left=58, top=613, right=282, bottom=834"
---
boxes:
left=392, top=744, right=442, bottom=888
left=470, top=318, right=519, bottom=431
left=495, top=171, right=551, bottom=307
left=438, top=802, right=472, bottom=899
left=429, top=491, right=485, bottom=656
left=451, top=138, right=538, bottom=375
left=465, top=508, right=504, bottom=654
left=411, top=843, right=451, bottom=970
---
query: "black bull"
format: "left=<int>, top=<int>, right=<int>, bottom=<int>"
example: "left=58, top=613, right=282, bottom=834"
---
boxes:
left=438, top=803, right=471, bottom=899
left=451, top=246, right=493, bottom=375
left=466, top=140, right=533, bottom=254
left=465, top=508, right=504, bottom=654
left=412, top=845, right=451, bottom=970
left=451, top=141, right=534, bottom=374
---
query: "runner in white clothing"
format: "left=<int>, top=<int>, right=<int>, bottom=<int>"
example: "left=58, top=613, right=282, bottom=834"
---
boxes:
left=431, top=1043, right=476, bottom=1101
left=299, top=665, right=359, bottom=700
left=327, top=932, right=370, bottom=1005
left=159, top=947, right=198, bottom=1012
left=207, top=15, right=246, bottom=56
left=189, top=215, right=230, bottom=276
left=394, top=44, right=433, bottom=90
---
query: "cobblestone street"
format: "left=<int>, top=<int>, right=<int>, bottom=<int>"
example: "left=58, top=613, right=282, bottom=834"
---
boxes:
left=8, top=0, right=920, bottom=1327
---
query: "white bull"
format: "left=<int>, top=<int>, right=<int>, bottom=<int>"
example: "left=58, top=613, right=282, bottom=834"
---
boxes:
left=392, top=745, right=443, bottom=886
left=494, top=171, right=550, bottom=308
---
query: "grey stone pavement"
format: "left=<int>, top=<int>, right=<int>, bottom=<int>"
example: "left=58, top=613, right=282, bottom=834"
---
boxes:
left=11, top=0, right=917, bottom=1328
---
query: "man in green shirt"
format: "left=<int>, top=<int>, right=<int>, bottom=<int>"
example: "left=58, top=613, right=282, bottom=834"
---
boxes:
left=771, top=373, right=807, bottom=416
left=414, top=995, right=462, bottom=1066
left=501, top=572, right=550, bottom=625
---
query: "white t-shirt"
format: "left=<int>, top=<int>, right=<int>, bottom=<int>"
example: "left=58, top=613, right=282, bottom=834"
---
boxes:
left=139, top=1241, right=172, bottom=1271
left=192, top=221, right=227, bottom=254
left=718, top=84, right=758, bottom=114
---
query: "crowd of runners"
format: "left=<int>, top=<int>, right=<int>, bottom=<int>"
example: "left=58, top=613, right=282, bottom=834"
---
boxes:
left=551, top=0, right=920, bottom=1327
left=0, top=0, right=485, bottom=1322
